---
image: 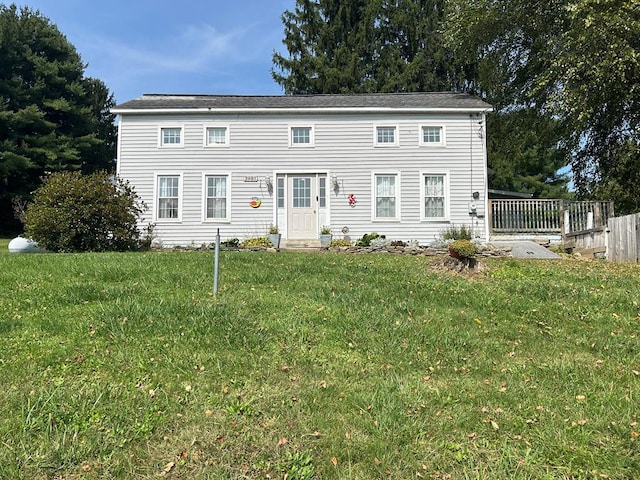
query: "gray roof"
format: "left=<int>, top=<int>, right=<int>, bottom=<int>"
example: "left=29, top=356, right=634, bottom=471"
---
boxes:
left=113, top=92, right=492, bottom=112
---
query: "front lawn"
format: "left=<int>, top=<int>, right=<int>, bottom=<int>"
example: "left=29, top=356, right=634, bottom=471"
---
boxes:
left=0, top=246, right=638, bottom=479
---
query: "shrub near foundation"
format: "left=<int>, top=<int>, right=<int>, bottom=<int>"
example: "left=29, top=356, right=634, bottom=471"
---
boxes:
left=23, top=171, right=148, bottom=252
left=448, top=239, right=477, bottom=259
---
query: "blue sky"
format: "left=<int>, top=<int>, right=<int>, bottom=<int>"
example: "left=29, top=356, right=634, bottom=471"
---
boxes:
left=11, top=0, right=295, bottom=104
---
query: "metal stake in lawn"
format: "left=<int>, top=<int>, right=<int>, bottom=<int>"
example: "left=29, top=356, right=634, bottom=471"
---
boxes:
left=213, top=228, right=220, bottom=296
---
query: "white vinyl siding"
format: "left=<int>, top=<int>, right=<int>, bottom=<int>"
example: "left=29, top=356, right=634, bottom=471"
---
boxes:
left=374, top=125, right=398, bottom=146
left=290, top=126, right=314, bottom=146
left=205, top=126, right=229, bottom=147
left=116, top=110, right=488, bottom=246
left=159, top=127, right=183, bottom=147
left=421, top=173, right=449, bottom=220
left=420, top=125, right=445, bottom=147
left=374, top=173, right=399, bottom=220
left=204, top=175, right=230, bottom=221
left=156, top=175, right=181, bottom=220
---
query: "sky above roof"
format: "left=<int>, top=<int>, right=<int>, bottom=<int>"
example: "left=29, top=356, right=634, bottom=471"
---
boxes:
left=11, top=0, right=294, bottom=103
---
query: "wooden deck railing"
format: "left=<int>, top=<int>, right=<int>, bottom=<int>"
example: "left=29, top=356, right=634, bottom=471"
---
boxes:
left=489, top=199, right=614, bottom=236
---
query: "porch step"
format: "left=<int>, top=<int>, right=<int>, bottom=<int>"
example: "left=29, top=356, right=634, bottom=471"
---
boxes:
left=280, top=239, right=321, bottom=250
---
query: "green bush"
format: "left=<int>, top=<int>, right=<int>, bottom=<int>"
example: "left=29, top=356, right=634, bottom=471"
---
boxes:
left=448, top=239, right=478, bottom=259
left=328, top=239, right=352, bottom=247
left=23, top=171, right=148, bottom=252
left=356, top=232, right=383, bottom=247
left=240, top=237, right=273, bottom=248
left=440, top=224, right=472, bottom=241
left=221, top=238, right=240, bottom=248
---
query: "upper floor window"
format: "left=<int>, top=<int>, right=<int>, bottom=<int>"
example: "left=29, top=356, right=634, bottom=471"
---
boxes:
left=375, top=125, right=398, bottom=146
left=420, top=125, right=445, bottom=146
left=290, top=126, right=314, bottom=146
left=205, top=126, right=228, bottom=147
left=157, top=175, right=180, bottom=220
left=160, top=127, right=183, bottom=147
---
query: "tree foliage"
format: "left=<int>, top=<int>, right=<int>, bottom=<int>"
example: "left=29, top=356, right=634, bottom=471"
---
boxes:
left=272, top=0, right=472, bottom=94
left=448, top=0, right=640, bottom=212
left=273, top=0, right=571, bottom=198
left=0, top=4, right=117, bottom=232
left=23, top=171, right=149, bottom=252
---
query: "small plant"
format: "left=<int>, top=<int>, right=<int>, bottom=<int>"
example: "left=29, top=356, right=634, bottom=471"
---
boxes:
left=356, top=232, right=383, bottom=247
left=279, top=451, right=315, bottom=480
left=320, top=225, right=332, bottom=235
left=448, top=239, right=477, bottom=259
left=390, top=240, right=407, bottom=247
left=328, top=239, right=352, bottom=247
left=370, top=236, right=392, bottom=248
left=240, top=237, right=273, bottom=248
left=268, top=224, right=279, bottom=234
left=440, top=224, right=473, bottom=241
left=221, top=238, right=240, bottom=248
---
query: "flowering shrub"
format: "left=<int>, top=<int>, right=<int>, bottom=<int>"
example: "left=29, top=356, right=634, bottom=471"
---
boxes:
left=448, top=239, right=477, bottom=259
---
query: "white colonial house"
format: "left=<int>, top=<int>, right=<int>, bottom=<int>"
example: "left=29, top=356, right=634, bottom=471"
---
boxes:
left=112, top=92, right=492, bottom=247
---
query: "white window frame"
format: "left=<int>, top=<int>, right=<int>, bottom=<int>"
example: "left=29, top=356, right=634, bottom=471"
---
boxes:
left=203, top=125, right=229, bottom=147
left=202, top=173, right=231, bottom=222
left=420, top=171, right=450, bottom=221
left=419, top=125, right=446, bottom=147
left=289, top=125, right=315, bottom=147
left=155, top=174, right=182, bottom=222
left=372, top=172, right=401, bottom=221
left=158, top=126, right=184, bottom=148
left=374, top=124, right=399, bottom=147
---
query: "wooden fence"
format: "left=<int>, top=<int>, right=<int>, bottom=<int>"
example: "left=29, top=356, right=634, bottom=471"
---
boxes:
left=607, top=213, right=640, bottom=263
left=489, top=200, right=614, bottom=237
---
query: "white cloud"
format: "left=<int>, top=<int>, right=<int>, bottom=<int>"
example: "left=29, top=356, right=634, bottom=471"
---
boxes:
left=82, top=23, right=247, bottom=74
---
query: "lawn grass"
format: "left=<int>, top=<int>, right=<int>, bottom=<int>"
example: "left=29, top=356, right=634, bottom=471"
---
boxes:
left=0, top=243, right=639, bottom=479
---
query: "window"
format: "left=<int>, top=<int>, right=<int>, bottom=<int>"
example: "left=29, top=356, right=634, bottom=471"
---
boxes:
left=292, top=177, right=312, bottom=207
left=205, top=126, right=228, bottom=146
left=160, top=127, right=182, bottom=147
left=375, top=125, right=398, bottom=146
left=422, top=174, right=448, bottom=220
left=290, top=126, right=313, bottom=146
left=204, top=175, right=229, bottom=220
left=157, top=175, right=180, bottom=220
left=277, top=177, right=285, bottom=209
left=420, top=125, right=445, bottom=146
left=374, top=174, right=398, bottom=219
left=319, top=176, right=326, bottom=208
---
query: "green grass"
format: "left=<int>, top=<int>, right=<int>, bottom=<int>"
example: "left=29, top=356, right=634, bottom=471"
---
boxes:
left=0, top=242, right=639, bottom=479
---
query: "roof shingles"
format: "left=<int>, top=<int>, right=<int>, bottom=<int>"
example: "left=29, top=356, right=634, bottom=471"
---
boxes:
left=113, top=92, right=492, bottom=112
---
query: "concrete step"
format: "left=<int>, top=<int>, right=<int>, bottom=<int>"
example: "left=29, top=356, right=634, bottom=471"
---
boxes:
left=280, top=239, right=321, bottom=250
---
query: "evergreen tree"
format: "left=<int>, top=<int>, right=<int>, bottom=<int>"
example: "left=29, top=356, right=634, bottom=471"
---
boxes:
left=0, top=4, right=116, bottom=233
left=272, top=0, right=469, bottom=94
left=273, top=0, right=571, bottom=198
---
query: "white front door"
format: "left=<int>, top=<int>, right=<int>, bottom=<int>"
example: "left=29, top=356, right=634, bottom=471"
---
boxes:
left=287, top=175, right=317, bottom=239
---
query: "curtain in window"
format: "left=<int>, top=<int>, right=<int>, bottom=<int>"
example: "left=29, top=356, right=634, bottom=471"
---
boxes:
left=206, top=176, right=227, bottom=219
left=158, top=176, right=179, bottom=218
left=424, top=175, right=444, bottom=218
left=376, top=175, right=396, bottom=217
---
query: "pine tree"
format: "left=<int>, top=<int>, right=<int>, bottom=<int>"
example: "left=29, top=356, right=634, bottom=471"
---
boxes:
left=0, top=4, right=116, bottom=233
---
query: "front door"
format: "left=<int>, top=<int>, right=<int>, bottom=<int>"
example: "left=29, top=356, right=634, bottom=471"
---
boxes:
left=287, top=175, right=317, bottom=239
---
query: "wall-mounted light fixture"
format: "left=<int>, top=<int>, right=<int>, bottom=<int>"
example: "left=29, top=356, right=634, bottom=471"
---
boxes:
left=264, top=176, right=273, bottom=192
left=331, top=175, right=340, bottom=193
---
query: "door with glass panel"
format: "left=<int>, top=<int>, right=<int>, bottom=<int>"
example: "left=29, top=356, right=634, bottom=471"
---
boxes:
left=287, top=175, right=317, bottom=239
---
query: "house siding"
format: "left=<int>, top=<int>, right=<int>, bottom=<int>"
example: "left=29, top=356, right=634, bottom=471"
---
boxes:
left=117, top=110, right=489, bottom=247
